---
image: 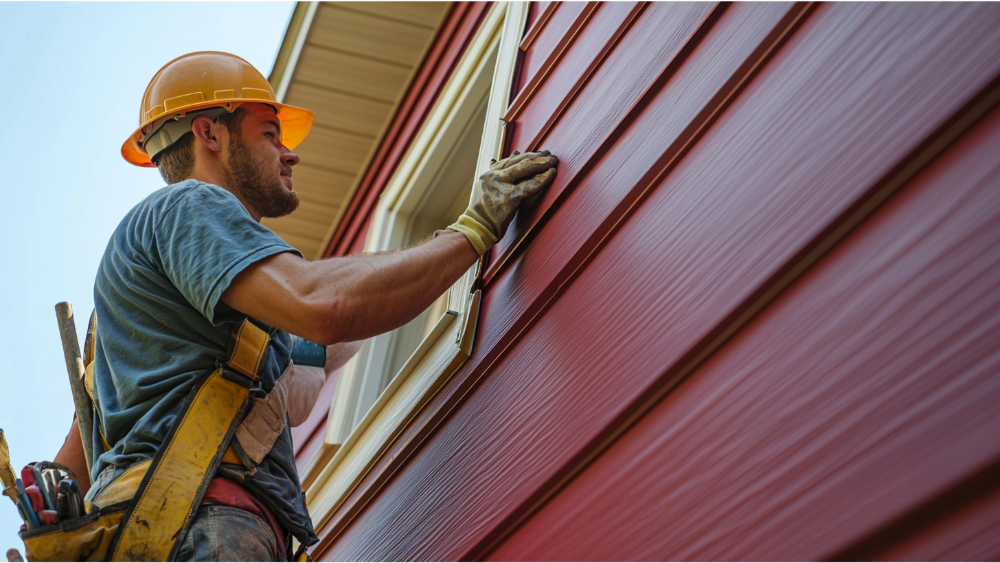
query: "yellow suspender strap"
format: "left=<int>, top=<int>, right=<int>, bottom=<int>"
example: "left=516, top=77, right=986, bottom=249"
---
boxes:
left=83, top=311, right=115, bottom=454
left=108, top=319, right=270, bottom=562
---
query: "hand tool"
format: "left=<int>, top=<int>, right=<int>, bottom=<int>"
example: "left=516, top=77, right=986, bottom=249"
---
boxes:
left=24, top=486, right=43, bottom=514
left=55, top=302, right=95, bottom=473
left=30, top=466, right=51, bottom=510
left=36, top=510, right=58, bottom=526
left=13, top=480, right=39, bottom=529
left=18, top=464, right=35, bottom=488
left=291, top=337, right=326, bottom=367
left=62, top=479, right=84, bottom=519
left=0, top=430, right=18, bottom=507
left=42, top=467, right=63, bottom=511
left=57, top=480, right=71, bottom=520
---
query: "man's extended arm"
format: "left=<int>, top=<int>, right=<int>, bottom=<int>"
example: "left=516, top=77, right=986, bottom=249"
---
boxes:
left=223, top=230, right=477, bottom=344
left=222, top=150, right=558, bottom=345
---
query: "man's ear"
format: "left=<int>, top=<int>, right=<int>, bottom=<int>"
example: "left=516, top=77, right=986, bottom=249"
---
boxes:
left=191, top=115, right=224, bottom=153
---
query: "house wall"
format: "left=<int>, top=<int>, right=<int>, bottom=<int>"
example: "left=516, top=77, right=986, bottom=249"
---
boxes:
left=303, top=2, right=1000, bottom=559
left=291, top=2, right=491, bottom=478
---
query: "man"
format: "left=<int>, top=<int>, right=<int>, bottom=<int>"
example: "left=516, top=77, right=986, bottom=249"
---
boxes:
left=53, top=52, right=557, bottom=561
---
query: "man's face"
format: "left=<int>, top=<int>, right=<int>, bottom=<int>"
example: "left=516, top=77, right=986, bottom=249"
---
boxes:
left=223, top=103, right=301, bottom=219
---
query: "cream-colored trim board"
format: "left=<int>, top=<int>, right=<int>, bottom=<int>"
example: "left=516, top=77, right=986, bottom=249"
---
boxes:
left=268, top=2, right=312, bottom=93
left=320, top=4, right=506, bottom=449
left=341, top=68, right=493, bottom=422
left=307, top=301, right=469, bottom=530
left=303, top=1, right=528, bottom=531
left=301, top=307, right=453, bottom=491
left=451, top=0, right=529, bottom=315
left=364, top=8, right=509, bottom=253
left=273, top=1, right=319, bottom=103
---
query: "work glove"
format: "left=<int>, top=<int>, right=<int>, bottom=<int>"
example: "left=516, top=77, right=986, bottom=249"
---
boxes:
left=447, top=150, right=558, bottom=255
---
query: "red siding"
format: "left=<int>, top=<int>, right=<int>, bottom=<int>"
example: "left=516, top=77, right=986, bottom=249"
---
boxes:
left=871, top=478, right=1000, bottom=562
left=490, top=101, right=1000, bottom=562
left=515, top=1, right=593, bottom=99
left=311, top=2, right=1000, bottom=560
left=500, top=1, right=649, bottom=176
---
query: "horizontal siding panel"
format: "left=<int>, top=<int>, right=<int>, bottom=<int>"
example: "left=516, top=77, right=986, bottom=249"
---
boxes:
left=310, top=5, right=432, bottom=67
left=295, top=45, right=412, bottom=103
left=520, top=1, right=555, bottom=49
left=873, top=478, right=1000, bottom=561
left=491, top=104, right=1000, bottom=561
left=320, top=4, right=1000, bottom=560
left=504, top=1, right=652, bottom=150
left=486, top=0, right=801, bottom=305
left=284, top=83, right=389, bottom=138
left=517, top=2, right=593, bottom=93
left=493, top=1, right=714, bottom=271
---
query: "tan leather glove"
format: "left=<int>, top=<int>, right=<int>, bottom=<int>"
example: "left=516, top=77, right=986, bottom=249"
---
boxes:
left=448, top=150, right=558, bottom=255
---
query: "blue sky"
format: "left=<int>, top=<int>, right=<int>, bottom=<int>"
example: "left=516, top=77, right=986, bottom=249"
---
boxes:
left=0, top=2, right=294, bottom=550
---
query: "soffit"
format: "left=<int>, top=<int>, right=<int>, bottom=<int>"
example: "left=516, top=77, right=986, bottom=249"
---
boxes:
left=266, top=1, right=450, bottom=259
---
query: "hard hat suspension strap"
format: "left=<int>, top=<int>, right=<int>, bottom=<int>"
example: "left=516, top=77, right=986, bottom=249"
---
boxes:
left=143, top=106, right=236, bottom=164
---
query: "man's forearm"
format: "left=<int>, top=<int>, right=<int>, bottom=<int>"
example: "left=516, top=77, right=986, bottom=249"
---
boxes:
left=314, top=231, right=477, bottom=342
left=224, top=230, right=478, bottom=344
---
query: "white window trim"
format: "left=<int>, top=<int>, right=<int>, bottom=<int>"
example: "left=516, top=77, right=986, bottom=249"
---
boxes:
left=300, top=2, right=530, bottom=532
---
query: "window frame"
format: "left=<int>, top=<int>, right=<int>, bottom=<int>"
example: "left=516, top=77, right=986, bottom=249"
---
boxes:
left=299, top=2, right=530, bottom=532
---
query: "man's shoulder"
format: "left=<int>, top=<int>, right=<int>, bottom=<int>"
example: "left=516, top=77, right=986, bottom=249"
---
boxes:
left=138, top=180, right=236, bottom=216
left=117, top=181, right=248, bottom=238
left=107, top=180, right=243, bottom=255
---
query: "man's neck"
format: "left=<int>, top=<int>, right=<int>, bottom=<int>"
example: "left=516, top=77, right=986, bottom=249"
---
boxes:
left=186, top=168, right=262, bottom=223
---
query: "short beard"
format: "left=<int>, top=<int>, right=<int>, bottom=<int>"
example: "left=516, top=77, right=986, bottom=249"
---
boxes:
left=223, top=133, right=299, bottom=219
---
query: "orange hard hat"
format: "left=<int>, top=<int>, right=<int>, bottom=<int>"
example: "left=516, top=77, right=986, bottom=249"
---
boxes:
left=122, top=51, right=314, bottom=167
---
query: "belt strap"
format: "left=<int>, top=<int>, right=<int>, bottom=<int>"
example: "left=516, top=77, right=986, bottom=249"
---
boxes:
left=107, top=319, right=270, bottom=562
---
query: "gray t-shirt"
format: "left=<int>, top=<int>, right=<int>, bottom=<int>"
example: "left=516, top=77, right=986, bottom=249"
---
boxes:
left=90, top=179, right=301, bottom=482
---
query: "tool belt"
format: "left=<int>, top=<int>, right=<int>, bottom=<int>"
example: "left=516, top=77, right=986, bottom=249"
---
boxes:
left=19, top=318, right=280, bottom=562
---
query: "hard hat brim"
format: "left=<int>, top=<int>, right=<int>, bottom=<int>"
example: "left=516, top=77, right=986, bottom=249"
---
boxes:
left=121, top=100, right=314, bottom=167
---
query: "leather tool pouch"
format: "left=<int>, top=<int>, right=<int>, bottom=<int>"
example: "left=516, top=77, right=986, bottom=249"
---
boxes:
left=19, top=318, right=273, bottom=562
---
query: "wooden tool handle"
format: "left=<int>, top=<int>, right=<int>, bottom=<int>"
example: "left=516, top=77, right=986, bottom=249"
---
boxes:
left=55, top=302, right=95, bottom=474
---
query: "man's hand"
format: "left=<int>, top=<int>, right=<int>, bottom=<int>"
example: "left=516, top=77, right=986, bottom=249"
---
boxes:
left=448, top=150, right=558, bottom=255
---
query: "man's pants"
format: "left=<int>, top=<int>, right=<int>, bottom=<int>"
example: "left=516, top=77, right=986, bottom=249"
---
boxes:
left=174, top=505, right=284, bottom=561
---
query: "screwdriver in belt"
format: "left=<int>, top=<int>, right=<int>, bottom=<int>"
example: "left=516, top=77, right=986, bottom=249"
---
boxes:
left=13, top=479, right=39, bottom=528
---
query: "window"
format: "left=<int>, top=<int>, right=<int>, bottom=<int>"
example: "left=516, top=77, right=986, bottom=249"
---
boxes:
left=299, top=2, right=529, bottom=532
left=329, top=49, right=494, bottom=439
